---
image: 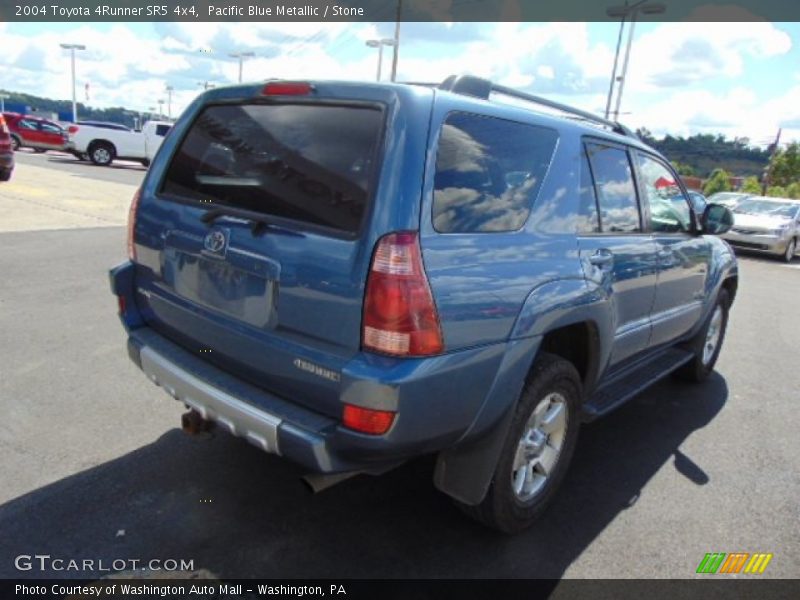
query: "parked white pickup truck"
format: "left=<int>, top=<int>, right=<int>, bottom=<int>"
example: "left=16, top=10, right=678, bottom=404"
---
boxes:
left=67, top=120, right=172, bottom=166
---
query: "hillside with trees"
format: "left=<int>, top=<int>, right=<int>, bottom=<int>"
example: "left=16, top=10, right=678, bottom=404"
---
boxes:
left=636, top=128, right=771, bottom=179
left=1, top=89, right=151, bottom=129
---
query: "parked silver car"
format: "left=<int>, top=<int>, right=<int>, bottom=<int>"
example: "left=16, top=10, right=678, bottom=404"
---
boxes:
left=706, top=191, right=752, bottom=209
left=721, top=196, right=800, bottom=262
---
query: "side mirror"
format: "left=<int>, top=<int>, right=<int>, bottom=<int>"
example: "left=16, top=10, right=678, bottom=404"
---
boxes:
left=702, top=203, right=734, bottom=235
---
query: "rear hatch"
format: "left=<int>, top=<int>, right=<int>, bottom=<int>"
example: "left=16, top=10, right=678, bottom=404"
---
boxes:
left=131, top=82, right=431, bottom=417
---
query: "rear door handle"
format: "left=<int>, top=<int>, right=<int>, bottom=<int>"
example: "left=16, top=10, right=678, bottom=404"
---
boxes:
left=589, top=249, right=614, bottom=268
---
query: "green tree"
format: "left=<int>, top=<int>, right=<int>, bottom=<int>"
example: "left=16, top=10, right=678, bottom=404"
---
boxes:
left=785, top=182, right=800, bottom=199
left=740, top=176, right=762, bottom=194
left=703, top=168, right=732, bottom=196
left=770, top=142, right=800, bottom=187
left=767, top=186, right=787, bottom=197
left=671, top=161, right=695, bottom=176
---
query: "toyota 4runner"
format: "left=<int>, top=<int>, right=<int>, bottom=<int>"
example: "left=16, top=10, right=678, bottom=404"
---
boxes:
left=110, top=75, right=738, bottom=532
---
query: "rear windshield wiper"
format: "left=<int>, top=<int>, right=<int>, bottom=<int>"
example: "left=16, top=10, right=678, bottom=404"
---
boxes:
left=201, top=205, right=298, bottom=237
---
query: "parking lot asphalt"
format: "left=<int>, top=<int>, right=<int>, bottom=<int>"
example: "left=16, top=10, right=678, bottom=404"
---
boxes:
left=13, top=150, right=147, bottom=187
left=0, top=161, right=798, bottom=580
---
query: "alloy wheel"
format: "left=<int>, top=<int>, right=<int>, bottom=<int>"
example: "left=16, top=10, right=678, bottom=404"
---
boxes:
left=511, top=392, right=568, bottom=502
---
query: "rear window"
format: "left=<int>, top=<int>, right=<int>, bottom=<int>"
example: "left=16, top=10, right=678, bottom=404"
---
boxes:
left=155, top=124, right=171, bottom=137
left=161, top=104, right=383, bottom=234
left=432, top=112, right=557, bottom=233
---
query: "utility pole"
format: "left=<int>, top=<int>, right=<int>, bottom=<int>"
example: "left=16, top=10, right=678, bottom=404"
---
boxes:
left=390, top=0, right=402, bottom=82
left=762, top=128, right=782, bottom=196
left=0, top=93, right=8, bottom=112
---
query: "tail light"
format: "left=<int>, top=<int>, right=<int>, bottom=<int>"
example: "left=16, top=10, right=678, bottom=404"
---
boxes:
left=67, top=125, right=79, bottom=135
left=362, top=232, right=444, bottom=356
left=261, top=82, right=313, bottom=96
left=342, top=404, right=395, bottom=435
left=0, top=115, right=8, bottom=135
left=127, top=188, right=141, bottom=261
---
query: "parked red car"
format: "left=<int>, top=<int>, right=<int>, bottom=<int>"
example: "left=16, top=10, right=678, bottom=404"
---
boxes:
left=0, top=114, right=14, bottom=181
left=2, top=112, right=69, bottom=153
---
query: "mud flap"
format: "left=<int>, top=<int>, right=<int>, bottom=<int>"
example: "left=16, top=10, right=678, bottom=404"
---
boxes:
left=433, top=404, right=516, bottom=505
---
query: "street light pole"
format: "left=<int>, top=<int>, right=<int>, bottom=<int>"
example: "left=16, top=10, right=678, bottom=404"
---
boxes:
left=366, top=39, right=395, bottom=82
left=605, top=1, right=666, bottom=121
left=612, top=11, right=638, bottom=121
left=229, top=51, right=255, bottom=83
left=390, top=0, right=402, bottom=82
left=157, top=99, right=164, bottom=120
left=0, top=93, right=8, bottom=113
left=604, top=16, right=626, bottom=120
left=165, top=85, right=174, bottom=120
left=60, top=43, right=86, bottom=123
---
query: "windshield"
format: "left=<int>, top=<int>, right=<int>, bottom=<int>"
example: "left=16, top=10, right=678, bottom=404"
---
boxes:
left=733, top=198, right=800, bottom=219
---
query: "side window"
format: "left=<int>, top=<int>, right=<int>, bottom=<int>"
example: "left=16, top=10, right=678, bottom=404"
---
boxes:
left=40, top=122, right=62, bottom=134
left=637, top=154, right=692, bottom=233
left=19, top=119, right=38, bottom=131
left=156, top=124, right=171, bottom=137
left=577, top=147, right=600, bottom=233
left=585, top=143, right=641, bottom=233
left=433, top=112, right=558, bottom=233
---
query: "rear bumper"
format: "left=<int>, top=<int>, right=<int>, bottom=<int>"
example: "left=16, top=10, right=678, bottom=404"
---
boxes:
left=127, top=327, right=353, bottom=473
left=110, top=261, right=528, bottom=474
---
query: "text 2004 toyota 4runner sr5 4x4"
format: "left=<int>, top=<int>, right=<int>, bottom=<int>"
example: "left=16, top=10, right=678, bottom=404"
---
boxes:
left=110, top=75, right=738, bottom=533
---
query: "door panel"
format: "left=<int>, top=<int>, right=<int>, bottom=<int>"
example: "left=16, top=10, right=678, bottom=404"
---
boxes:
left=635, top=152, right=710, bottom=346
left=580, top=141, right=659, bottom=367
left=578, top=236, right=659, bottom=364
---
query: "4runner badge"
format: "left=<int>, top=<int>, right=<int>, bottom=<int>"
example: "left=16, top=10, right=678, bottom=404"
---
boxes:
left=293, top=358, right=341, bottom=383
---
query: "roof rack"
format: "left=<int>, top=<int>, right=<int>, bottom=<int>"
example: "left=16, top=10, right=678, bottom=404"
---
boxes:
left=438, top=74, right=638, bottom=139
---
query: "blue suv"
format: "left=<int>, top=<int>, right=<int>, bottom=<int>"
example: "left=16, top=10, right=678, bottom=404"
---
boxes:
left=110, top=75, right=738, bottom=532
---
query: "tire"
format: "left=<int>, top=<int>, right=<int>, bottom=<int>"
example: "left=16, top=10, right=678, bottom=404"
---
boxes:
left=10, top=136, right=21, bottom=151
left=458, top=353, right=581, bottom=533
left=33, top=148, right=46, bottom=154
left=674, top=289, right=730, bottom=383
left=0, top=169, right=11, bottom=182
left=781, top=238, right=796, bottom=263
left=89, top=142, right=114, bottom=166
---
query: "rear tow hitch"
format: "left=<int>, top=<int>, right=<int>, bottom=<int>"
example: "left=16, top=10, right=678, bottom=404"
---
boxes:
left=181, top=409, right=215, bottom=436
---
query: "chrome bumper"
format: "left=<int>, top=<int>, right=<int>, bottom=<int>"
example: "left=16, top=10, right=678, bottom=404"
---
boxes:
left=140, top=346, right=281, bottom=454
left=721, top=232, right=788, bottom=255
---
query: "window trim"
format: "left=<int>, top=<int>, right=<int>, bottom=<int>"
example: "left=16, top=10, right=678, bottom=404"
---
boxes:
left=431, top=110, right=559, bottom=235
left=580, top=138, right=646, bottom=237
left=154, top=98, right=388, bottom=241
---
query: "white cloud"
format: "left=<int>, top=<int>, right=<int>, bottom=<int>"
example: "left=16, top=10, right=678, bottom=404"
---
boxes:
left=0, top=21, right=797, bottom=145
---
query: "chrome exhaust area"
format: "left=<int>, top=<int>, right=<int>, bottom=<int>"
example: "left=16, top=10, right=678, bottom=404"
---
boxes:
left=302, top=471, right=361, bottom=493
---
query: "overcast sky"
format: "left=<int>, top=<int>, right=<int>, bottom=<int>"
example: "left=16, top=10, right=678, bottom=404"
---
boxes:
left=1, top=21, right=798, bottom=147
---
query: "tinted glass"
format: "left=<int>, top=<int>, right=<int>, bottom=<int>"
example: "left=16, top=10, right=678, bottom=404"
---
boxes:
left=162, top=104, right=383, bottom=234
left=577, top=148, right=600, bottom=233
left=19, top=119, right=37, bottom=131
left=155, top=124, right=171, bottom=137
left=586, top=143, right=640, bottom=233
left=433, top=113, right=557, bottom=233
left=638, top=154, right=692, bottom=233
left=40, top=122, right=63, bottom=134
